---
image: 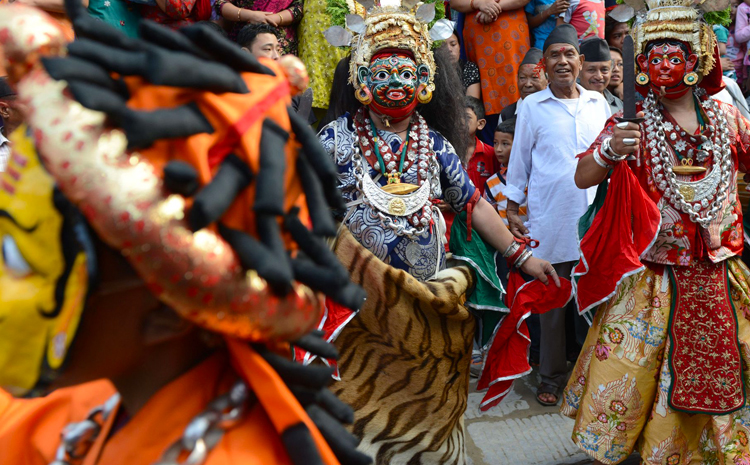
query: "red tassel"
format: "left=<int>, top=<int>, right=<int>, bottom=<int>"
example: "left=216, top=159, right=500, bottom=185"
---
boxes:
left=465, top=190, right=481, bottom=242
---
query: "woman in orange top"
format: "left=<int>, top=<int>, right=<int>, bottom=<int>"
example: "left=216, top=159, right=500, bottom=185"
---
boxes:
left=451, top=0, right=531, bottom=117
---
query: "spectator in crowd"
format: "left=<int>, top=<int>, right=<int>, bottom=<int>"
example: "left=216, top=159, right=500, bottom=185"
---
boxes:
left=87, top=0, right=141, bottom=37
left=141, top=0, right=211, bottom=29
left=526, top=0, right=569, bottom=49
left=735, top=0, right=750, bottom=89
left=215, top=0, right=301, bottom=53
left=604, top=14, right=628, bottom=50
left=237, top=24, right=315, bottom=124
left=579, top=37, right=622, bottom=114
left=298, top=0, right=347, bottom=114
left=444, top=29, right=481, bottom=98
left=728, top=0, right=744, bottom=83
left=465, top=96, right=497, bottom=196
left=0, top=78, right=18, bottom=173
left=607, top=46, right=623, bottom=100
left=504, top=24, right=610, bottom=406
left=484, top=119, right=525, bottom=225
left=715, top=24, right=738, bottom=80
left=556, top=0, right=604, bottom=40
left=500, top=47, right=547, bottom=122
left=451, top=0, right=532, bottom=142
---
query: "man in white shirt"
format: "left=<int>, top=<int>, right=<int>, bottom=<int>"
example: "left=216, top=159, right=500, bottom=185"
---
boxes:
left=504, top=24, right=611, bottom=407
left=0, top=78, right=21, bottom=173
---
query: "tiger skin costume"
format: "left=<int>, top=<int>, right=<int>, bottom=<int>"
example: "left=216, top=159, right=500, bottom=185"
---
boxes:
left=332, top=230, right=475, bottom=465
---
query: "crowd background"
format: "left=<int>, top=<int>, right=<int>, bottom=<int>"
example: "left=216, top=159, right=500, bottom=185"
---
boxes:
left=3, top=0, right=750, bottom=407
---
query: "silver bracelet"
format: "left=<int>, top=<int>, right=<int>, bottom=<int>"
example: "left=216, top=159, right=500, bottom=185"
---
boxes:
left=502, top=241, right=520, bottom=258
left=601, top=137, right=628, bottom=163
left=592, top=148, right=612, bottom=169
left=514, top=248, right=533, bottom=269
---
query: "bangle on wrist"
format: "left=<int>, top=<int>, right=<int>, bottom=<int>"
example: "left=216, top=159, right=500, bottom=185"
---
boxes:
left=237, top=7, right=243, bottom=20
left=470, top=0, right=477, bottom=10
left=592, top=148, right=612, bottom=169
left=601, top=137, right=627, bottom=163
left=502, top=241, right=520, bottom=258
left=507, top=242, right=526, bottom=267
left=514, top=249, right=533, bottom=269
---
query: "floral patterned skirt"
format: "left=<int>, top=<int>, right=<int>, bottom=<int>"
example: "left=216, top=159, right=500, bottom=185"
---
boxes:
left=561, top=258, right=750, bottom=465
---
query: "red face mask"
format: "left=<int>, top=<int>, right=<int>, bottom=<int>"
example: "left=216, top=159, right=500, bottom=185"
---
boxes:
left=636, top=42, right=698, bottom=98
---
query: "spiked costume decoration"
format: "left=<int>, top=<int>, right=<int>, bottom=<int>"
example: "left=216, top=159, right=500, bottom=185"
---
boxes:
left=560, top=0, right=750, bottom=463
left=0, top=1, right=373, bottom=464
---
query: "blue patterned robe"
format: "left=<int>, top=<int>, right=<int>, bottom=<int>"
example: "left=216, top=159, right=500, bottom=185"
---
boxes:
left=319, top=114, right=476, bottom=281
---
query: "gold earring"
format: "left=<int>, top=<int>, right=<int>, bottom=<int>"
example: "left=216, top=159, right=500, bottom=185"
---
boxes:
left=636, top=72, right=649, bottom=86
left=683, top=72, right=698, bottom=86
left=417, top=85, right=432, bottom=104
left=356, top=87, right=373, bottom=105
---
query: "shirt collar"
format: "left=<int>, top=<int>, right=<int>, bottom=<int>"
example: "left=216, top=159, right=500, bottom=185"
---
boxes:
left=537, top=84, right=601, bottom=103
left=0, top=131, right=9, bottom=146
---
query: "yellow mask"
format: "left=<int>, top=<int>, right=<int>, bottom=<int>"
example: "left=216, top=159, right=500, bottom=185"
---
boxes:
left=0, top=125, right=90, bottom=396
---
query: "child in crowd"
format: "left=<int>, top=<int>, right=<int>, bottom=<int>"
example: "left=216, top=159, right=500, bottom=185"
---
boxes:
left=715, top=24, right=738, bottom=80
left=526, top=0, right=570, bottom=49
left=483, top=120, right=527, bottom=226
left=465, top=96, right=497, bottom=197
left=557, top=0, right=605, bottom=40
left=735, top=0, right=750, bottom=86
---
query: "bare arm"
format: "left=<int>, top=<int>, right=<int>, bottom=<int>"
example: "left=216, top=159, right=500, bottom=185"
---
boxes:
left=450, top=0, right=501, bottom=16
left=498, top=0, right=530, bottom=12
left=574, top=153, right=610, bottom=188
left=556, top=15, right=564, bottom=25
left=472, top=198, right=560, bottom=286
left=219, top=1, right=268, bottom=23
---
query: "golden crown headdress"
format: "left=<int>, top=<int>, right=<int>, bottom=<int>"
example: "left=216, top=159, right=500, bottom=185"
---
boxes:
left=324, top=0, right=453, bottom=94
left=612, top=0, right=730, bottom=77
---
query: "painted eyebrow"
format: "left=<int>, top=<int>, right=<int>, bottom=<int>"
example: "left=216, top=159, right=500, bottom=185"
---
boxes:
left=0, top=209, right=38, bottom=233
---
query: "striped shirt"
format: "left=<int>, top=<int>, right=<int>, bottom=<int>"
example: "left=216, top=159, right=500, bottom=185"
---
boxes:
left=483, top=168, right=528, bottom=226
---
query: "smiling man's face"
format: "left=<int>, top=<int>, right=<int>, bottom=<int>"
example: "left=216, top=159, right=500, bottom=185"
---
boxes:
left=0, top=127, right=89, bottom=396
left=544, top=43, right=584, bottom=89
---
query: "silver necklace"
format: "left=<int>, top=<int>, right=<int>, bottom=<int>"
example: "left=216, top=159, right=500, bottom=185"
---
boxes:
left=51, top=381, right=251, bottom=465
left=644, top=89, right=733, bottom=227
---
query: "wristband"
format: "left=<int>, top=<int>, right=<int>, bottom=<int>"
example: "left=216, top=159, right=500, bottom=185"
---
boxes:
left=507, top=243, right=526, bottom=267
left=592, top=148, right=612, bottom=169
left=237, top=8, right=243, bottom=20
left=514, top=248, right=533, bottom=269
left=502, top=241, right=520, bottom=258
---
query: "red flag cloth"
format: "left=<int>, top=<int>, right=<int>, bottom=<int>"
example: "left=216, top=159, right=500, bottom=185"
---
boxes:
left=477, top=274, right=572, bottom=411
left=293, top=298, right=356, bottom=379
left=572, top=162, right=661, bottom=314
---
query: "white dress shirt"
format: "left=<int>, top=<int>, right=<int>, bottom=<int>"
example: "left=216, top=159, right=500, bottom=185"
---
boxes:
left=0, top=131, right=10, bottom=173
left=505, top=85, right=611, bottom=264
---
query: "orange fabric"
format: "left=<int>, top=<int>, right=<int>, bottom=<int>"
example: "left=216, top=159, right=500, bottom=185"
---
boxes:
left=85, top=353, right=299, bottom=465
left=226, top=339, right=341, bottom=465
left=0, top=380, right=115, bottom=464
left=123, top=59, right=309, bottom=242
left=463, top=10, right=530, bottom=115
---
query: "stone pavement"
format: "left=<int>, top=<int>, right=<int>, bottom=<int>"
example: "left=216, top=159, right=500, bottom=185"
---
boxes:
left=464, top=368, right=640, bottom=465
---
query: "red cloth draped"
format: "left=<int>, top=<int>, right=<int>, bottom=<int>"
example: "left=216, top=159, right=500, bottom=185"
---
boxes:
left=477, top=274, right=572, bottom=411
left=573, top=162, right=661, bottom=314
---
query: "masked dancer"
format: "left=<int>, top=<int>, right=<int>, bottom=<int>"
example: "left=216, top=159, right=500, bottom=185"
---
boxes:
left=562, top=0, right=750, bottom=462
left=315, top=1, right=561, bottom=463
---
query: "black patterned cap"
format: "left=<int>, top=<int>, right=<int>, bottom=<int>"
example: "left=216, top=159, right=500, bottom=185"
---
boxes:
left=0, top=77, right=15, bottom=99
left=580, top=37, right=611, bottom=62
left=543, top=24, right=580, bottom=53
left=521, top=48, right=543, bottom=66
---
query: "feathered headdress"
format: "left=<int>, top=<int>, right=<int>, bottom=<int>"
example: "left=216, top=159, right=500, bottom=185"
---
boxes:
left=323, top=0, right=453, bottom=94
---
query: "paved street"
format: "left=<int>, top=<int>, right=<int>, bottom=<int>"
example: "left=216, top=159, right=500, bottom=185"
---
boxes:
left=464, top=368, right=640, bottom=465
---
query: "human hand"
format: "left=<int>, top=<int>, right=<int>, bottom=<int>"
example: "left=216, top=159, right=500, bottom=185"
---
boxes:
left=478, top=0, right=501, bottom=18
left=506, top=210, right=529, bottom=238
left=475, top=11, right=496, bottom=23
left=244, top=10, right=268, bottom=23
left=721, top=56, right=735, bottom=71
left=548, top=0, right=569, bottom=15
left=436, top=201, right=454, bottom=214
left=519, top=257, right=560, bottom=287
left=265, top=12, right=281, bottom=26
left=610, top=111, right=644, bottom=156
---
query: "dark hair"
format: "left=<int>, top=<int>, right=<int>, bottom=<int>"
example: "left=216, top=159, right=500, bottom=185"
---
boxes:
left=604, top=16, right=626, bottom=45
left=609, top=46, right=623, bottom=58
left=495, top=119, right=515, bottom=136
left=236, top=23, right=280, bottom=49
left=465, top=96, right=485, bottom=120
left=318, top=55, right=359, bottom=131
left=320, top=47, right=471, bottom=160
left=197, top=21, right=228, bottom=38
